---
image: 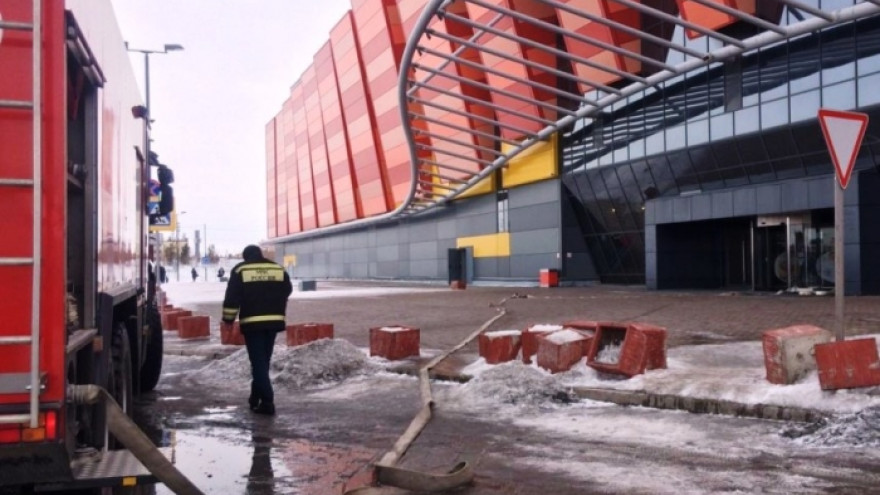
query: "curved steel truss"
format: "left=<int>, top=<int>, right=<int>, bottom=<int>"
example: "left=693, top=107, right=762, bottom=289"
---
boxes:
left=270, top=1, right=880, bottom=243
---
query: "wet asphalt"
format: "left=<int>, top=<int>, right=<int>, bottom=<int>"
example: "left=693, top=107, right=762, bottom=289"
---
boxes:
left=137, top=282, right=880, bottom=494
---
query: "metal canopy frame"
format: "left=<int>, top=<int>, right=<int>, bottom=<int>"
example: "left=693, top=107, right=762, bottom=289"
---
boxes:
left=268, top=0, right=880, bottom=243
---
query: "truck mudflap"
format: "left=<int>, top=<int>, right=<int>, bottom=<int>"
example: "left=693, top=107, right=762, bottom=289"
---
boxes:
left=34, top=450, right=158, bottom=492
left=0, top=443, right=71, bottom=487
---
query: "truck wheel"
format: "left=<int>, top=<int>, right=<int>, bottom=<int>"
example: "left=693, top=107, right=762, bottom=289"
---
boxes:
left=107, top=323, right=133, bottom=450
left=109, top=324, right=134, bottom=416
left=139, top=303, right=163, bottom=393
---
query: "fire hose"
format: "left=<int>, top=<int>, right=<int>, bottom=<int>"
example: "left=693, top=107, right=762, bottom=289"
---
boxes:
left=69, top=384, right=204, bottom=495
left=344, top=295, right=519, bottom=493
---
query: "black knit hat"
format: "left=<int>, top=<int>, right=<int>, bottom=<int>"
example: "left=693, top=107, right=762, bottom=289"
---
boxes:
left=242, top=244, right=263, bottom=261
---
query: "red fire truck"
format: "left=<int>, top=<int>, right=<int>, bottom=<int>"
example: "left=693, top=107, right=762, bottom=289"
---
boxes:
left=1, top=0, right=171, bottom=490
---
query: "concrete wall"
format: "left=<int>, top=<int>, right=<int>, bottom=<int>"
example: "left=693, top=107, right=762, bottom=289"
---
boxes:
left=275, top=179, right=567, bottom=283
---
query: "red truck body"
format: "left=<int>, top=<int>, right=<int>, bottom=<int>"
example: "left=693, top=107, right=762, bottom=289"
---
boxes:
left=0, top=0, right=164, bottom=490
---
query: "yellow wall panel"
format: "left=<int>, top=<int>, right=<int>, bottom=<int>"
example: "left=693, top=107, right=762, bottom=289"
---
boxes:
left=456, top=232, right=511, bottom=258
left=501, top=133, right=558, bottom=188
left=455, top=174, right=495, bottom=200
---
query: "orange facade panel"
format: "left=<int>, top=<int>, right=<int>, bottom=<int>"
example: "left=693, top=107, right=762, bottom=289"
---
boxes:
left=555, top=0, right=642, bottom=91
left=353, top=0, right=415, bottom=206
left=676, top=0, right=783, bottom=39
left=399, top=0, right=484, bottom=190
left=316, top=41, right=358, bottom=223
left=464, top=1, right=549, bottom=140
left=302, top=64, right=337, bottom=227
left=281, top=96, right=302, bottom=235
left=266, top=119, right=278, bottom=238
left=292, top=82, right=317, bottom=232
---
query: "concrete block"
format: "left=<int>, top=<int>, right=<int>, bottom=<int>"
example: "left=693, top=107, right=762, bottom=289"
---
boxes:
left=449, top=280, right=467, bottom=290
left=286, top=323, right=334, bottom=347
left=177, top=315, right=209, bottom=340
left=220, top=322, right=246, bottom=346
left=297, top=280, right=316, bottom=291
left=370, top=326, right=420, bottom=360
left=762, top=324, right=832, bottom=384
left=161, top=310, right=192, bottom=331
left=522, top=324, right=564, bottom=364
left=478, top=330, right=522, bottom=364
left=537, top=329, right=592, bottom=374
left=539, top=269, right=559, bottom=288
left=629, top=322, right=668, bottom=370
left=815, top=338, right=880, bottom=390
left=586, top=322, right=648, bottom=377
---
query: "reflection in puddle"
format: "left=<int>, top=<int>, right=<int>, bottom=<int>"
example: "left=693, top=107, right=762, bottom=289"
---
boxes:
left=279, top=439, right=377, bottom=495
left=154, top=428, right=376, bottom=494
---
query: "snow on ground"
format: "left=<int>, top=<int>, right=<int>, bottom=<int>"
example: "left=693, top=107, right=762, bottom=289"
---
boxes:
left=190, top=338, right=379, bottom=390
left=160, top=280, right=445, bottom=305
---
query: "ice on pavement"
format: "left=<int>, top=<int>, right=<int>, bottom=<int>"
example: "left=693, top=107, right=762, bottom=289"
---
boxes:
left=784, top=405, right=880, bottom=447
left=190, top=338, right=378, bottom=390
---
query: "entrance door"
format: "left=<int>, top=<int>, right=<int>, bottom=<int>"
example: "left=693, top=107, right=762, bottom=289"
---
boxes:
left=753, top=223, right=788, bottom=291
left=721, top=222, right=751, bottom=288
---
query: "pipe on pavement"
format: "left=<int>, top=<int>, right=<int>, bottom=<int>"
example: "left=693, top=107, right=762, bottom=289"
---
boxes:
left=69, top=384, right=204, bottom=495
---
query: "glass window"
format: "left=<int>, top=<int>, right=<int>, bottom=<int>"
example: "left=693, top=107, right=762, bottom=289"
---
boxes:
left=666, top=124, right=686, bottom=151
left=710, top=113, right=734, bottom=140
left=857, top=53, right=880, bottom=77
left=645, top=130, right=665, bottom=155
left=734, top=106, right=760, bottom=135
left=496, top=191, right=509, bottom=233
left=790, top=90, right=821, bottom=123
left=688, top=118, right=710, bottom=146
left=858, top=72, right=880, bottom=107
left=822, top=80, right=856, bottom=110
left=822, top=61, right=855, bottom=86
left=790, top=72, right=820, bottom=94
left=761, top=98, right=789, bottom=130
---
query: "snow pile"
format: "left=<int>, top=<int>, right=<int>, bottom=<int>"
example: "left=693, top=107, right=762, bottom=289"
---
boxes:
left=456, top=361, right=572, bottom=407
left=784, top=405, right=880, bottom=447
left=595, top=343, right=621, bottom=364
left=273, top=338, right=378, bottom=389
left=190, top=339, right=377, bottom=390
left=545, top=329, right=587, bottom=345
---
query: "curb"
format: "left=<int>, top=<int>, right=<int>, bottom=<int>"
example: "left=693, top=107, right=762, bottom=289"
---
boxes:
left=569, top=387, right=828, bottom=422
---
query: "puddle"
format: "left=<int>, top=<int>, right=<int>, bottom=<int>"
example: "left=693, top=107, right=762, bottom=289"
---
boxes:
left=154, top=427, right=377, bottom=494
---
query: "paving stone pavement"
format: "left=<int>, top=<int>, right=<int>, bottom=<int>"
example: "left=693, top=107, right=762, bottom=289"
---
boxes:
left=161, top=282, right=880, bottom=420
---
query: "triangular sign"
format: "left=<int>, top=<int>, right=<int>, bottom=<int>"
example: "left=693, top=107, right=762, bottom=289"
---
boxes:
left=818, top=108, right=869, bottom=189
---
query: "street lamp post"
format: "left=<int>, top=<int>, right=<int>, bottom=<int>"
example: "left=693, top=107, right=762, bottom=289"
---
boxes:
left=126, top=43, right=183, bottom=284
left=175, top=211, right=187, bottom=281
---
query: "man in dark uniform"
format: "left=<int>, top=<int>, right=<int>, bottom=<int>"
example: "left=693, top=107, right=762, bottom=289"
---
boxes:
left=221, top=245, right=292, bottom=415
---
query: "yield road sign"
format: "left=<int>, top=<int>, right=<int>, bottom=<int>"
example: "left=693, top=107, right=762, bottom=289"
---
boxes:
left=818, top=108, right=868, bottom=189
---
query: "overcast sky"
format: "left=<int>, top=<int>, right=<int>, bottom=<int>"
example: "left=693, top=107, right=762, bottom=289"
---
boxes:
left=111, top=0, right=352, bottom=255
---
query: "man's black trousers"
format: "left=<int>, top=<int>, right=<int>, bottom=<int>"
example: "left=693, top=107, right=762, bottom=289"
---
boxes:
left=243, top=329, right=278, bottom=405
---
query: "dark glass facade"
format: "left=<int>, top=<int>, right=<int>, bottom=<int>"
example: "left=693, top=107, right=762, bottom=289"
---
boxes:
left=561, top=14, right=880, bottom=285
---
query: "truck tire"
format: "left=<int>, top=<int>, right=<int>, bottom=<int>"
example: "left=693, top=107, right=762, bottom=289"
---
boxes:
left=109, top=324, right=134, bottom=416
left=139, top=303, right=163, bottom=392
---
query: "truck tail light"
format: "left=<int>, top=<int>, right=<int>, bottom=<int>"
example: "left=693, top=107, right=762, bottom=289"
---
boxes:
left=0, top=412, right=58, bottom=443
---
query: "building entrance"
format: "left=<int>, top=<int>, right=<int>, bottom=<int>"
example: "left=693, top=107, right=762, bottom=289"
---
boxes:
left=751, top=212, right=834, bottom=292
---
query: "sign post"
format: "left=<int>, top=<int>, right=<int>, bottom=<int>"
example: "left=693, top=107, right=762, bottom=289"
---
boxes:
left=817, top=108, right=868, bottom=341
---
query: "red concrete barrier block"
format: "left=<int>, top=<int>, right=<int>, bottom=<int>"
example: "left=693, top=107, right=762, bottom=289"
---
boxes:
left=286, top=323, right=334, bottom=347
left=537, top=329, right=592, bottom=374
left=561, top=320, right=599, bottom=356
left=478, top=330, right=522, bottom=364
left=586, top=322, right=649, bottom=377
left=449, top=280, right=466, bottom=290
left=177, top=315, right=210, bottom=340
left=161, top=310, right=192, bottom=331
left=762, top=324, right=832, bottom=384
left=539, top=269, right=559, bottom=288
left=814, top=338, right=880, bottom=390
left=522, top=324, right=564, bottom=364
left=629, top=322, right=669, bottom=370
left=220, top=322, right=246, bottom=346
left=370, top=326, right=420, bottom=360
